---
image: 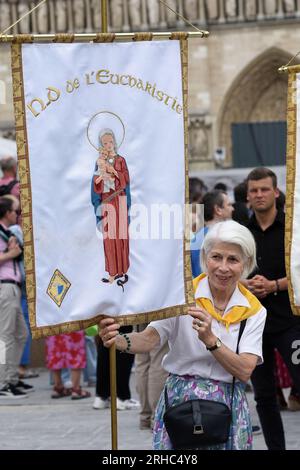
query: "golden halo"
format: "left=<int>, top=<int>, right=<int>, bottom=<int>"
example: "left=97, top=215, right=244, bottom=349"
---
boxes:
left=87, top=111, right=125, bottom=152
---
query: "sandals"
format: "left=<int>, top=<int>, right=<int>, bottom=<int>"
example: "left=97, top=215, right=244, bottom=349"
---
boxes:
left=51, top=386, right=72, bottom=399
left=71, top=387, right=91, bottom=400
left=51, top=386, right=91, bottom=400
left=19, top=371, right=40, bottom=379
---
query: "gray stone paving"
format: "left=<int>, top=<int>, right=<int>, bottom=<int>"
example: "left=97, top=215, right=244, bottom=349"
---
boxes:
left=0, top=370, right=299, bottom=450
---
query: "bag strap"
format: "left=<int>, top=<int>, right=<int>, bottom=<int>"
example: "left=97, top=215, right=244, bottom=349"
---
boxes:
left=0, top=224, right=12, bottom=243
left=230, top=319, right=247, bottom=410
left=164, top=384, right=170, bottom=410
left=164, top=319, right=247, bottom=412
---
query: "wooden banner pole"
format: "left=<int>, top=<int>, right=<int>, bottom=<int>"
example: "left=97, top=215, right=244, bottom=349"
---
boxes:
left=101, top=0, right=118, bottom=451
left=101, top=0, right=108, bottom=33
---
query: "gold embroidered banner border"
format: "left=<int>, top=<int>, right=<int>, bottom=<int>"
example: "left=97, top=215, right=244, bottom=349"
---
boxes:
left=285, top=65, right=300, bottom=316
left=11, top=37, right=194, bottom=339
left=11, top=43, right=38, bottom=335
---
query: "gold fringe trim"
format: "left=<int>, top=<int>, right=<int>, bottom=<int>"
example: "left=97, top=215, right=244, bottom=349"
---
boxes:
left=132, top=33, right=153, bottom=41
left=52, top=34, right=75, bottom=43
left=12, top=34, right=33, bottom=43
left=170, top=32, right=189, bottom=40
left=93, top=33, right=116, bottom=43
left=30, top=301, right=195, bottom=339
left=1, top=31, right=208, bottom=43
left=11, top=43, right=38, bottom=332
left=285, top=70, right=300, bottom=316
left=286, top=65, right=300, bottom=74
left=180, top=38, right=194, bottom=307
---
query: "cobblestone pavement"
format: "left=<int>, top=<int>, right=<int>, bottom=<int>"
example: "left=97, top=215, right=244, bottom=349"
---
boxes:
left=0, top=370, right=299, bottom=450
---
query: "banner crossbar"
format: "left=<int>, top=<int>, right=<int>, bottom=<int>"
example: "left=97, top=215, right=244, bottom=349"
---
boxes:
left=0, top=31, right=209, bottom=43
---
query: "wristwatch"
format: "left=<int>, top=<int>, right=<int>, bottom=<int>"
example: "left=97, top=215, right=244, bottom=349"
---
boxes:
left=206, top=338, right=222, bottom=352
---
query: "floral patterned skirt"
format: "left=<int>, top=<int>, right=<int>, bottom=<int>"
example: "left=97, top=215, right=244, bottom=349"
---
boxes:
left=153, top=374, right=252, bottom=450
left=45, top=331, right=86, bottom=370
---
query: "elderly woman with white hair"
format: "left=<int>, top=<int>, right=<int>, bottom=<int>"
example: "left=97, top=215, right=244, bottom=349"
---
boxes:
left=99, top=220, right=267, bottom=450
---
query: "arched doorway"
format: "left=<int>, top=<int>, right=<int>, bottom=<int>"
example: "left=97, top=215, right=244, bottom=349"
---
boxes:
left=218, top=47, right=295, bottom=167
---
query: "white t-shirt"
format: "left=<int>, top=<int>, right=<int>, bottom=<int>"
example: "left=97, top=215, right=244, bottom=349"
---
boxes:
left=149, top=276, right=267, bottom=383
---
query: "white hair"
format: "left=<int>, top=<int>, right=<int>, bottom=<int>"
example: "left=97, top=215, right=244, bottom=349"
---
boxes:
left=99, top=128, right=118, bottom=152
left=200, top=220, right=257, bottom=278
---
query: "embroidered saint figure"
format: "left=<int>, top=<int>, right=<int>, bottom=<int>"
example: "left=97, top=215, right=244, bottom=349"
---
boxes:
left=91, top=128, right=131, bottom=290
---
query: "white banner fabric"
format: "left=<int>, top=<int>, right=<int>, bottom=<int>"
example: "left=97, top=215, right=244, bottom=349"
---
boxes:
left=289, top=72, right=300, bottom=306
left=14, top=40, right=193, bottom=337
left=286, top=67, right=300, bottom=315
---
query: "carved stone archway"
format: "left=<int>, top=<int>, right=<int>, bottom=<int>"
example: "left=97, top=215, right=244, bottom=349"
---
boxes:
left=218, top=47, right=295, bottom=167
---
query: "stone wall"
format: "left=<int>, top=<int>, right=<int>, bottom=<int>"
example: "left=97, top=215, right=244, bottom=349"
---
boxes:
left=1, top=0, right=299, bottom=169
left=188, top=24, right=296, bottom=169
left=1, top=1, right=300, bottom=34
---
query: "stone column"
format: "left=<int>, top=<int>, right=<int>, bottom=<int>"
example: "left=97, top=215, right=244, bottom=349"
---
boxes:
left=159, top=0, right=167, bottom=28
left=85, top=0, right=92, bottom=32
left=18, top=0, right=31, bottom=33
left=245, top=0, right=257, bottom=20
left=238, top=0, right=244, bottom=22
left=225, top=0, right=238, bottom=21
left=140, top=0, right=148, bottom=30
left=284, top=0, right=295, bottom=17
left=49, top=0, right=56, bottom=33
left=128, top=0, right=142, bottom=30
left=185, top=0, right=198, bottom=21
left=0, top=1, right=11, bottom=32
left=56, top=0, right=68, bottom=32
left=165, top=0, right=177, bottom=26
left=218, top=0, right=226, bottom=23
left=296, top=0, right=300, bottom=17
left=177, top=0, right=185, bottom=27
left=10, top=0, right=18, bottom=34
left=148, top=0, right=159, bottom=28
left=123, top=0, right=130, bottom=32
left=257, top=0, right=265, bottom=20
left=198, top=0, right=207, bottom=25
left=37, top=0, right=49, bottom=33
left=277, top=0, right=284, bottom=19
left=91, top=0, right=101, bottom=30
left=67, top=0, right=74, bottom=32
left=73, top=0, right=85, bottom=32
left=30, top=1, right=38, bottom=33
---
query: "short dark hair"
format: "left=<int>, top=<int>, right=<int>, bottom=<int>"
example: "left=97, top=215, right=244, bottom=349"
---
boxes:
left=246, top=167, right=277, bottom=189
left=234, top=181, right=248, bottom=203
left=189, top=177, right=207, bottom=204
left=0, top=157, right=17, bottom=173
left=214, top=182, right=227, bottom=192
left=0, top=197, right=13, bottom=219
left=276, top=190, right=286, bottom=211
left=202, top=190, right=226, bottom=222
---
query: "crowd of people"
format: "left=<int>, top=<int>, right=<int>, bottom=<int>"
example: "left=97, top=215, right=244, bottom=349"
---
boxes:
left=0, top=153, right=299, bottom=450
left=100, top=167, right=300, bottom=450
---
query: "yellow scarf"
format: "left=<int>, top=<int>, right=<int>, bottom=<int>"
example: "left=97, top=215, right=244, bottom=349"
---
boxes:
left=193, top=273, right=262, bottom=330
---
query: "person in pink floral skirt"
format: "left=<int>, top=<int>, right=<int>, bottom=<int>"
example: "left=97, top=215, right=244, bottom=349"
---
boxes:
left=46, top=331, right=91, bottom=399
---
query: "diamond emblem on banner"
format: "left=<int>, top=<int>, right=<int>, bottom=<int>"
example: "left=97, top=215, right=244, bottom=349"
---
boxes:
left=47, top=270, right=71, bottom=307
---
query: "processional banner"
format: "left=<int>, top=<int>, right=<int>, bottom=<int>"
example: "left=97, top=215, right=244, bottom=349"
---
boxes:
left=286, top=65, right=300, bottom=316
left=11, top=36, right=194, bottom=339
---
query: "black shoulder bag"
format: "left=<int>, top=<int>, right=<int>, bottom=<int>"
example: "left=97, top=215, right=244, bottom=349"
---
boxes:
left=163, top=320, right=247, bottom=450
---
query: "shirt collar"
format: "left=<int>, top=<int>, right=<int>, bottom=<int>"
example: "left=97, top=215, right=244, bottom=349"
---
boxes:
left=194, top=275, right=250, bottom=313
left=0, top=221, right=9, bottom=230
left=248, top=209, right=285, bottom=230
